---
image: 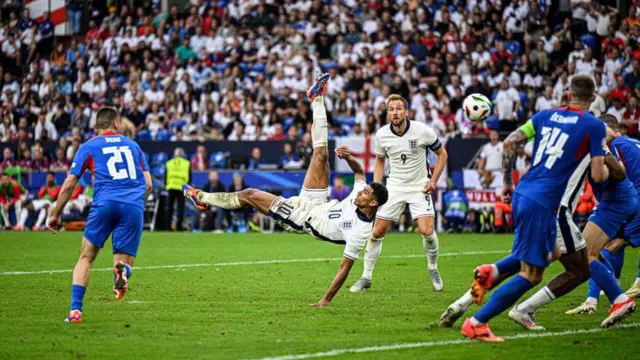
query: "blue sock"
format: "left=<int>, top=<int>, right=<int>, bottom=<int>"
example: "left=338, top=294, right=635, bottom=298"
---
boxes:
left=474, top=274, right=534, bottom=323
left=124, top=264, right=132, bottom=278
left=609, top=247, right=625, bottom=280
left=495, top=254, right=521, bottom=277
left=590, top=260, right=624, bottom=304
left=70, top=285, right=86, bottom=311
left=587, top=278, right=601, bottom=300
left=600, top=250, right=615, bottom=273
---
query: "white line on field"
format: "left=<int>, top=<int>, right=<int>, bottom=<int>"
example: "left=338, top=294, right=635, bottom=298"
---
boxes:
left=0, top=250, right=508, bottom=276
left=247, top=322, right=640, bottom=360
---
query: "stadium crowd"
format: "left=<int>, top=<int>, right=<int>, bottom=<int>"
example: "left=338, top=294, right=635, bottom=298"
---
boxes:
left=0, top=0, right=639, bottom=175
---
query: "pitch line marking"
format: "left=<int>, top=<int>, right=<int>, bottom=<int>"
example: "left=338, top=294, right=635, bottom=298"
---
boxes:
left=247, top=323, right=640, bottom=360
left=0, top=250, right=508, bottom=276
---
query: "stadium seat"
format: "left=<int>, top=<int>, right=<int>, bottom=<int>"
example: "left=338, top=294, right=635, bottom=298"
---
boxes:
left=156, top=129, right=172, bottom=141
left=322, top=61, right=338, bottom=72
left=152, top=152, right=168, bottom=165
left=250, top=63, right=266, bottom=74
left=209, top=152, right=227, bottom=169
left=215, top=63, right=228, bottom=73
left=136, top=129, right=152, bottom=141
left=451, top=171, right=464, bottom=190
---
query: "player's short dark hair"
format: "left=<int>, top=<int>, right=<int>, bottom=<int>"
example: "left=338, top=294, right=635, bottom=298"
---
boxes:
left=370, top=182, right=388, bottom=208
left=385, top=94, right=408, bottom=110
left=569, top=75, right=595, bottom=104
left=95, top=107, right=120, bottom=130
left=600, top=114, right=619, bottom=130
left=46, top=171, right=55, bottom=177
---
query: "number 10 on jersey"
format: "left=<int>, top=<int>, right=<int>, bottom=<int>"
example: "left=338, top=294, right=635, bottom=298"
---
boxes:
left=103, top=146, right=137, bottom=180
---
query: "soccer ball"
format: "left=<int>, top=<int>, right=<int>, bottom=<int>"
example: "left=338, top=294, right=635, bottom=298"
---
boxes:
left=463, top=94, right=492, bottom=122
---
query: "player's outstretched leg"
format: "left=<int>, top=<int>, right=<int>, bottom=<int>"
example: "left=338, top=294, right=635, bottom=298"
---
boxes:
left=186, top=185, right=278, bottom=217
left=66, top=238, right=100, bottom=323
left=439, top=255, right=519, bottom=327
left=416, top=216, right=442, bottom=291
left=350, top=219, right=390, bottom=293
left=302, top=73, right=331, bottom=192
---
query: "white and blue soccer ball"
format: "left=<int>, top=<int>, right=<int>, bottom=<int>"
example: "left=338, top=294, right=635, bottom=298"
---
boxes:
left=463, top=94, right=492, bottom=122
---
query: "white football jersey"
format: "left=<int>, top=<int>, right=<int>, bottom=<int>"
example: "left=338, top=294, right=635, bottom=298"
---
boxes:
left=374, top=120, right=442, bottom=191
left=313, top=180, right=373, bottom=260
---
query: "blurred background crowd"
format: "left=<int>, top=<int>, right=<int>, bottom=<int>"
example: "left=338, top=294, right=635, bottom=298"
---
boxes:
left=0, top=0, right=638, bottom=232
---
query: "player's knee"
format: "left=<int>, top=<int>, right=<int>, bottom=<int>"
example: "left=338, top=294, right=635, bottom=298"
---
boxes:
left=239, top=188, right=258, bottom=201
left=372, top=222, right=390, bottom=239
left=419, top=226, right=435, bottom=237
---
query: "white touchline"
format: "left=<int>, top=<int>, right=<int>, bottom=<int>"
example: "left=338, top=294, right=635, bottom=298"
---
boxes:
left=247, top=323, right=640, bottom=360
left=0, top=250, right=508, bottom=276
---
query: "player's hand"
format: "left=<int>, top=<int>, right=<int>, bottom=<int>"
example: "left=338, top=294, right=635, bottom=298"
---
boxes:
left=501, top=185, right=513, bottom=204
left=423, top=180, right=437, bottom=194
left=310, top=299, right=331, bottom=307
left=335, top=146, right=352, bottom=160
left=47, top=215, right=61, bottom=234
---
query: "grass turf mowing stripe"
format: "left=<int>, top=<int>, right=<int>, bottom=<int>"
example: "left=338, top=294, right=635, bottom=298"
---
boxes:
left=0, top=249, right=509, bottom=276
left=248, top=323, right=640, bottom=360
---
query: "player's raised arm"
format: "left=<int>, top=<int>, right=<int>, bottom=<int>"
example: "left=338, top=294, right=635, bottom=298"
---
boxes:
left=335, top=146, right=365, bottom=182
left=311, top=256, right=355, bottom=307
left=502, top=121, right=532, bottom=196
left=48, top=173, right=79, bottom=234
left=373, top=133, right=386, bottom=183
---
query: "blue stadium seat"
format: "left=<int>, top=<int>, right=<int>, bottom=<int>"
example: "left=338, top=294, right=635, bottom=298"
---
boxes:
left=250, top=63, right=266, bottom=74
left=151, top=165, right=166, bottom=178
left=209, top=152, right=227, bottom=169
left=215, top=63, right=228, bottom=73
left=322, top=61, right=338, bottom=72
left=451, top=171, right=464, bottom=189
left=152, top=152, right=168, bottom=165
left=156, top=129, right=172, bottom=141
left=136, top=129, right=152, bottom=141
left=171, top=119, right=187, bottom=131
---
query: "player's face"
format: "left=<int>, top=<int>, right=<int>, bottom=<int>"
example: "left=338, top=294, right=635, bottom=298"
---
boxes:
left=354, top=185, right=377, bottom=209
left=387, top=100, right=407, bottom=127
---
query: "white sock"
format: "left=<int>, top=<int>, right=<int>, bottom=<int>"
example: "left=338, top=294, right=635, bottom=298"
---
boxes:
left=491, top=264, right=499, bottom=279
left=613, top=293, right=629, bottom=304
left=198, top=192, right=241, bottom=209
left=634, top=278, right=640, bottom=286
left=36, top=209, right=47, bottom=227
left=422, top=233, right=439, bottom=270
left=470, top=316, right=483, bottom=326
left=516, top=286, right=556, bottom=313
left=18, top=209, right=29, bottom=227
left=311, top=96, right=328, bottom=149
left=585, top=297, right=599, bottom=305
left=1, top=208, right=10, bottom=227
left=362, top=237, right=383, bottom=280
left=453, top=290, right=474, bottom=312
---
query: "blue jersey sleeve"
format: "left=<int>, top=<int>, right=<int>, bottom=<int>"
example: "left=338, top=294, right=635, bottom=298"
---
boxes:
left=589, top=120, right=607, bottom=158
left=529, top=110, right=546, bottom=132
left=70, top=144, right=93, bottom=177
left=137, top=145, right=150, bottom=172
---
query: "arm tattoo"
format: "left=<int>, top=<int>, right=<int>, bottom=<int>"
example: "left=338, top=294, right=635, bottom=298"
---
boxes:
left=503, top=129, right=528, bottom=187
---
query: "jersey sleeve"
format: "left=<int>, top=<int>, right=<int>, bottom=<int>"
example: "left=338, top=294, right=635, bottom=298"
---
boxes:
left=137, top=145, right=150, bottom=172
left=70, top=144, right=93, bottom=177
left=343, top=232, right=369, bottom=260
left=589, top=120, right=607, bottom=158
left=423, top=125, right=442, bottom=151
left=374, top=133, right=385, bottom=157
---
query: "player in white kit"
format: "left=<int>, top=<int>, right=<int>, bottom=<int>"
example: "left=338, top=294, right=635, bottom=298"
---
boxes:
left=350, top=94, right=449, bottom=293
left=183, top=74, right=389, bottom=306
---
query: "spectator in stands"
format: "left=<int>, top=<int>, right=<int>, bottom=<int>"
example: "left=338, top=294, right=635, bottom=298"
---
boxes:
left=494, top=79, right=521, bottom=132
left=535, top=86, right=558, bottom=112
left=297, top=133, right=313, bottom=169
left=49, top=147, right=70, bottom=171
left=329, top=175, right=351, bottom=202
left=247, top=147, right=265, bottom=170
left=0, top=172, right=23, bottom=229
left=193, top=171, right=227, bottom=232
left=191, top=145, right=210, bottom=171
left=1, top=148, right=16, bottom=170
left=165, top=147, right=191, bottom=231
left=622, top=95, right=640, bottom=138
left=607, top=98, right=626, bottom=123
left=278, top=143, right=302, bottom=170
left=477, top=130, right=503, bottom=188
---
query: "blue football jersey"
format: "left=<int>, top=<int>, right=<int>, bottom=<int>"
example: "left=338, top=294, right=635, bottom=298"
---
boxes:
left=516, top=107, right=607, bottom=210
left=612, top=136, right=640, bottom=192
left=588, top=138, right=637, bottom=203
left=70, top=132, right=149, bottom=209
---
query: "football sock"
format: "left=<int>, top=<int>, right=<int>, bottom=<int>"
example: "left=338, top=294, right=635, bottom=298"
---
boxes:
left=422, top=233, right=439, bottom=270
left=589, top=260, right=628, bottom=304
left=453, top=290, right=474, bottom=312
left=70, top=284, right=87, bottom=311
left=124, top=264, right=132, bottom=278
left=587, top=278, right=602, bottom=302
left=362, top=236, right=383, bottom=280
left=35, top=209, right=47, bottom=227
left=610, top=247, right=625, bottom=280
left=18, top=209, right=28, bottom=227
left=473, top=275, right=534, bottom=324
left=495, top=254, right=520, bottom=278
left=311, top=96, right=328, bottom=149
left=198, top=192, right=241, bottom=209
left=516, top=286, right=556, bottom=313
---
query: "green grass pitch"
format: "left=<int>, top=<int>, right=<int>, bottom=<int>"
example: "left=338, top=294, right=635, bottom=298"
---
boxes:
left=1, top=232, right=638, bottom=359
